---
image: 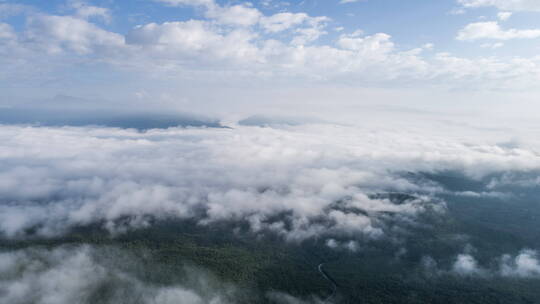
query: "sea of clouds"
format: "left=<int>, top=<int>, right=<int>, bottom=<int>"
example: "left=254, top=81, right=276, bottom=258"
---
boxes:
left=0, top=122, right=538, bottom=243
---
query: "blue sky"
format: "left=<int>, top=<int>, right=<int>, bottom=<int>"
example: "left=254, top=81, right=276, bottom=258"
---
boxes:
left=1, top=0, right=540, bottom=120
left=7, top=0, right=538, bottom=53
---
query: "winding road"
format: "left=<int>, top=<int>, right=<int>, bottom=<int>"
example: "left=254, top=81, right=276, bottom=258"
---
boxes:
left=318, top=263, right=338, bottom=302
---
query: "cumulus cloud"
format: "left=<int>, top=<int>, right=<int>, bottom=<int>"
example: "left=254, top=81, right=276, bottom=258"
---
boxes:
left=499, top=249, right=540, bottom=277
left=205, top=3, right=262, bottom=27
left=452, top=254, right=484, bottom=276
left=24, top=14, right=124, bottom=55
left=0, top=1, right=539, bottom=91
left=0, top=245, right=236, bottom=304
left=125, top=20, right=259, bottom=64
left=457, top=21, right=540, bottom=41
left=159, top=0, right=263, bottom=27
left=0, top=0, right=538, bottom=91
left=425, top=249, right=540, bottom=278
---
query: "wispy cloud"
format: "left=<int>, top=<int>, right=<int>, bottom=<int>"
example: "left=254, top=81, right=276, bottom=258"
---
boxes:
left=0, top=245, right=238, bottom=304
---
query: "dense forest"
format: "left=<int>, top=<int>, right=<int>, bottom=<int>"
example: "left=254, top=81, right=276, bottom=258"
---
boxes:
left=2, top=172, right=540, bottom=303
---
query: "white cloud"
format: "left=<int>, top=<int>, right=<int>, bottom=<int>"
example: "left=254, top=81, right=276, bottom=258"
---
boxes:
left=205, top=4, right=262, bottom=27
left=422, top=43, right=434, bottom=50
left=155, top=0, right=327, bottom=36
left=25, top=14, right=124, bottom=55
left=0, top=245, right=236, bottom=304
left=428, top=249, right=540, bottom=278
left=497, top=11, right=512, bottom=21
left=325, top=239, right=360, bottom=252
left=431, top=52, right=540, bottom=90
left=452, top=254, right=484, bottom=275
left=119, top=17, right=427, bottom=83
left=260, top=12, right=310, bottom=33
left=68, top=0, right=112, bottom=23
left=337, top=32, right=393, bottom=53
left=0, top=7, right=423, bottom=86
left=459, top=0, right=540, bottom=12
left=156, top=0, right=262, bottom=27
left=457, top=21, right=540, bottom=41
left=291, top=27, right=326, bottom=45
left=125, top=20, right=260, bottom=63
left=0, top=22, right=15, bottom=40
left=500, top=249, right=540, bottom=277
left=1, top=2, right=540, bottom=92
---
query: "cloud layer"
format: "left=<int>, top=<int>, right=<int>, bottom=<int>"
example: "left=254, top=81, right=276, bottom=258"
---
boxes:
left=0, top=122, right=538, bottom=244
